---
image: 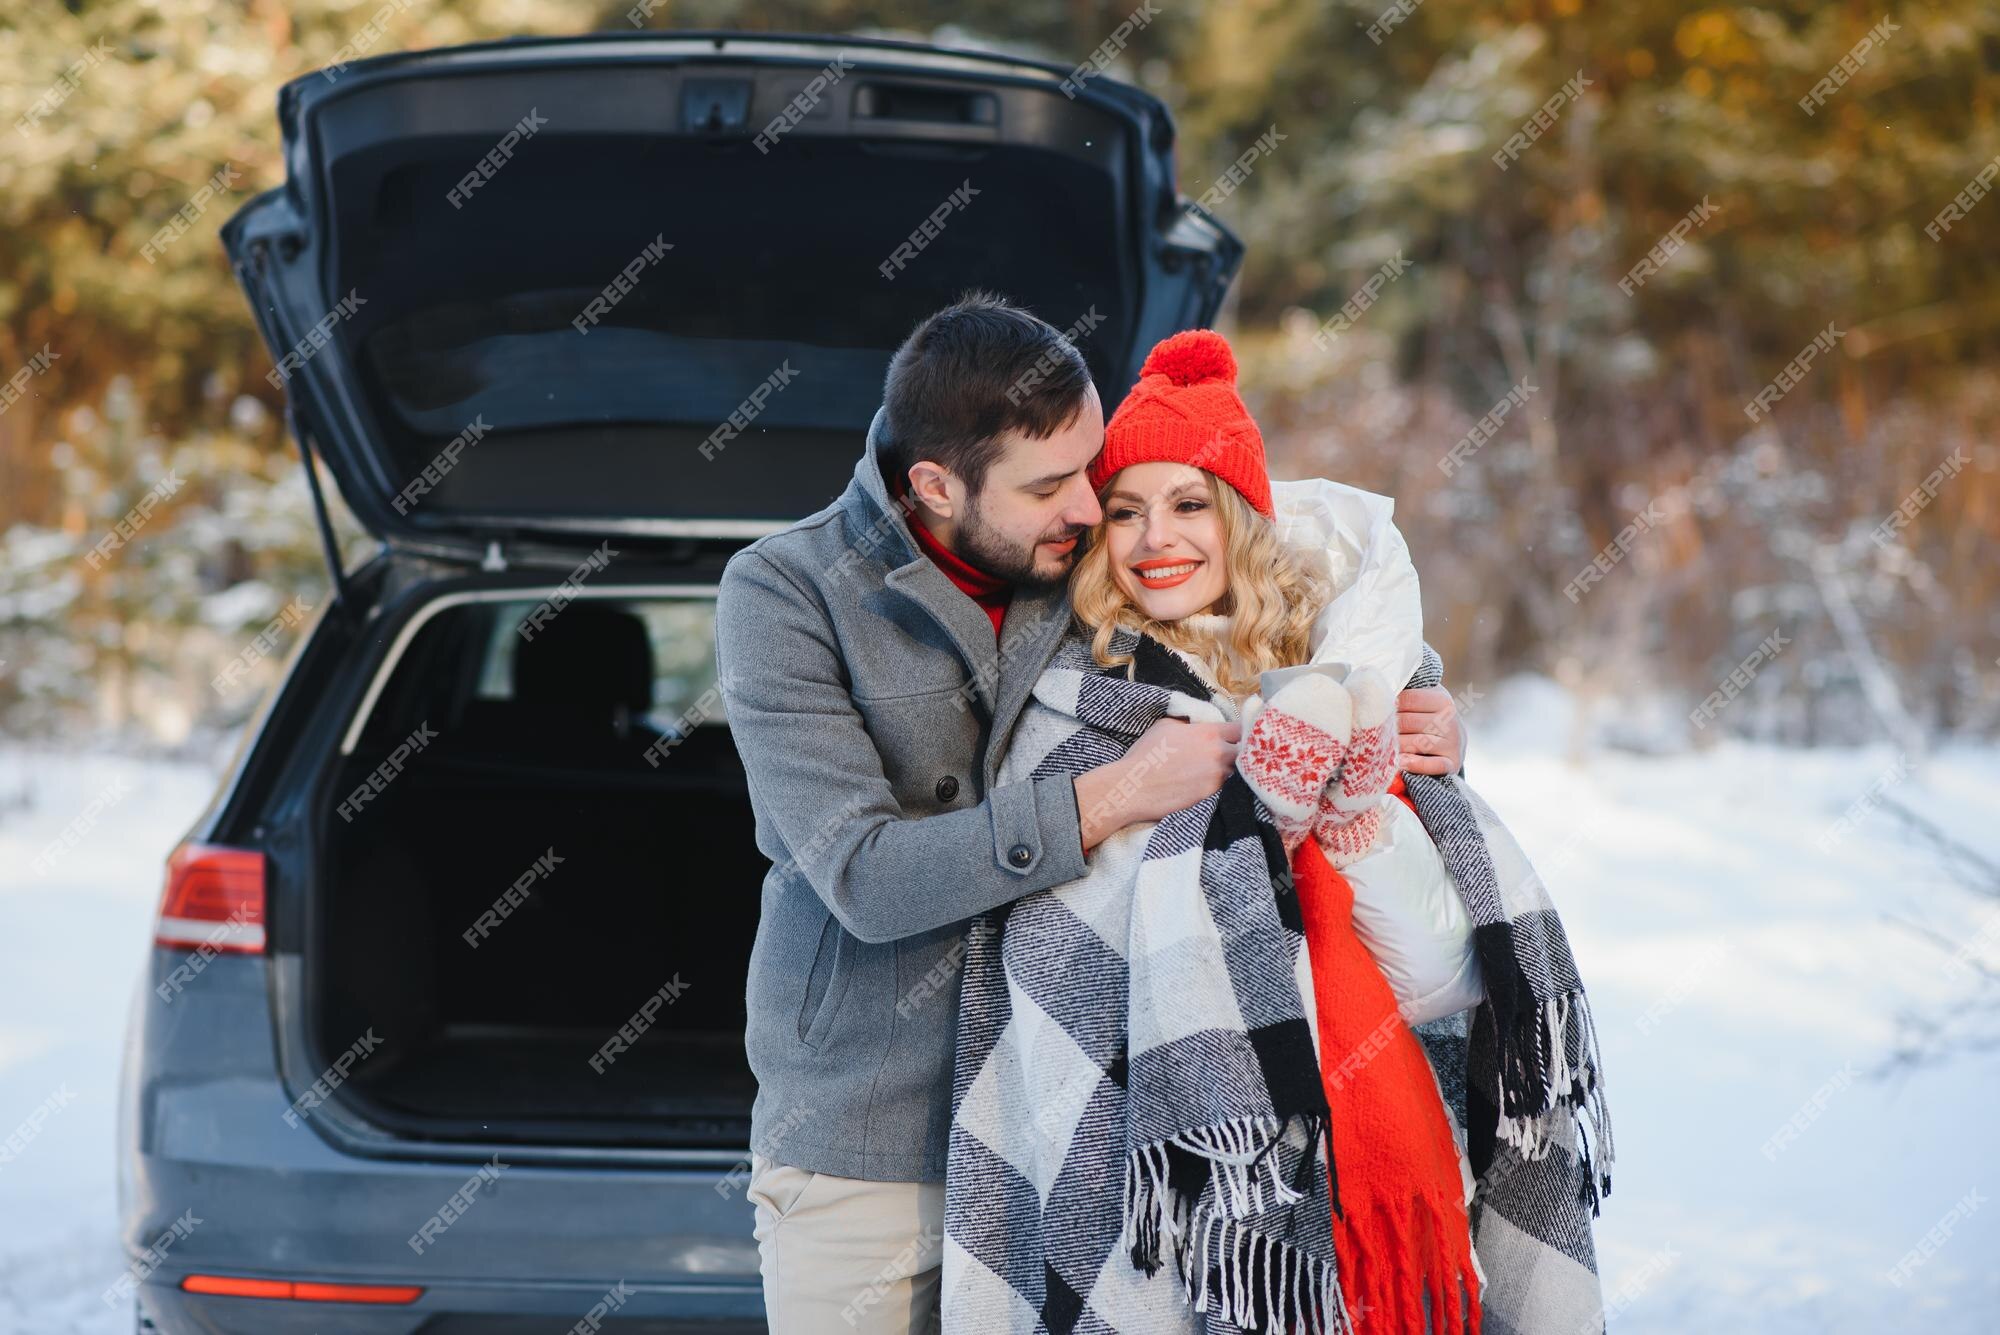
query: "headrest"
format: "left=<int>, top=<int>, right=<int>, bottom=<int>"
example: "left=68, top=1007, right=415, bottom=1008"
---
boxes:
left=512, top=601, right=653, bottom=732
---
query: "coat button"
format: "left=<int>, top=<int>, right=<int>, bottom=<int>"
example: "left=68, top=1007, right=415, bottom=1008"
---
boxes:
left=1008, top=845, right=1032, bottom=868
left=935, top=775, right=959, bottom=802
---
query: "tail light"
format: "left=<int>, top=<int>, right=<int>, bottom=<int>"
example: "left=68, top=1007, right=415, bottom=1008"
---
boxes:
left=155, top=844, right=266, bottom=953
left=182, top=1274, right=422, bottom=1304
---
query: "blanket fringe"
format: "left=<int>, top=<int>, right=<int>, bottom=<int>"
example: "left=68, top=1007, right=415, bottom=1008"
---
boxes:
left=1191, top=1209, right=1356, bottom=1335
left=1491, top=988, right=1616, bottom=1213
left=1170, top=1115, right=1309, bottom=1217
left=1123, top=1125, right=1356, bottom=1335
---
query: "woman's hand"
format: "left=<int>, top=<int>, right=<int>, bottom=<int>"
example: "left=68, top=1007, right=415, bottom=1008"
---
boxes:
left=1315, top=672, right=1395, bottom=866
left=1394, top=686, right=1465, bottom=775
left=1236, top=673, right=1359, bottom=852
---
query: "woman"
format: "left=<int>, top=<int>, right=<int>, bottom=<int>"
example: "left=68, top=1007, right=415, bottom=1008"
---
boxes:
left=943, top=331, right=1613, bottom=1335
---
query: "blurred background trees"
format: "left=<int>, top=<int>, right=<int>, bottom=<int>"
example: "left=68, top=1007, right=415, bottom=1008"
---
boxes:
left=3, top=0, right=1996, bottom=748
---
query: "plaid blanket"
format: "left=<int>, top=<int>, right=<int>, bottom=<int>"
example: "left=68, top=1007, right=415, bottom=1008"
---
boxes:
left=947, top=630, right=1616, bottom=1335
left=944, top=630, right=1351, bottom=1335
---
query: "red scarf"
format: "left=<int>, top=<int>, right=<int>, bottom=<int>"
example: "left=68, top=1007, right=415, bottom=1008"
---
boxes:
left=1293, top=838, right=1483, bottom=1334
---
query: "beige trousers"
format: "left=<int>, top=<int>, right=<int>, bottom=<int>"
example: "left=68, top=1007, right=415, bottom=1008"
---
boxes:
left=746, top=1152, right=946, bottom=1335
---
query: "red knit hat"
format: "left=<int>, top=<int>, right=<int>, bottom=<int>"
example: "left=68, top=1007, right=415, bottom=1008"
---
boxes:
left=1091, top=329, right=1273, bottom=518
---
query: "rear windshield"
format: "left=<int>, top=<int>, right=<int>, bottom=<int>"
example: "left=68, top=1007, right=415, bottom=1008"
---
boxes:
left=349, top=593, right=727, bottom=769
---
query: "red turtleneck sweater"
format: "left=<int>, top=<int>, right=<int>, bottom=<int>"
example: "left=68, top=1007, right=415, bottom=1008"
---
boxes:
left=895, top=481, right=1012, bottom=639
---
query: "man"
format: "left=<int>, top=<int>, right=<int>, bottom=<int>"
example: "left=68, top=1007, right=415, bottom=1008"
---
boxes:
left=714, top=293, right=1463, bottom=1334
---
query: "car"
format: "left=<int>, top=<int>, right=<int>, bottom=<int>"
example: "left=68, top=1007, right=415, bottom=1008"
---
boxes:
left=116, top=28, right=1240, bottom=1333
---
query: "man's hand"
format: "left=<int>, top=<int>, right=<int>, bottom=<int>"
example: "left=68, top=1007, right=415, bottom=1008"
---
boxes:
left=1395, top=686, right=1465, bottom=775
left=1074, top=717, right=1240, bottom=852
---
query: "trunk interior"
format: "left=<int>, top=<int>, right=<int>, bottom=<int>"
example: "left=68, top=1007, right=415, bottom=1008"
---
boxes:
left=316, top=587, right=758, bottom=1147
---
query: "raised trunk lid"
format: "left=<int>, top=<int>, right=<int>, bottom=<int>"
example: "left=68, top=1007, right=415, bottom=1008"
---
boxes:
left=224, top=32, right=1242, bottom=561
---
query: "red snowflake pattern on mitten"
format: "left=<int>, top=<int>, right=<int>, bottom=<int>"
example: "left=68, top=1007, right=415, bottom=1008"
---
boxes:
left=1312, top=797, right=1387, bottom=868
left=1313, top=671, right=1395, bottom=868
left=1236, top=675, right=1354, bottom=852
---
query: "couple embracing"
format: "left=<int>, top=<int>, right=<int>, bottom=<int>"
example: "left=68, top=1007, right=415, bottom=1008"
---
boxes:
left=716, top=294, right=1613, bottom=1335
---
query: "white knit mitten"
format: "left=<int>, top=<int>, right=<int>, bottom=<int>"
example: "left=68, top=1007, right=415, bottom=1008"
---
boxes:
left=1236, top=672, right=1355, bottom=853
left=1311, top=668, right=1395, bottom=867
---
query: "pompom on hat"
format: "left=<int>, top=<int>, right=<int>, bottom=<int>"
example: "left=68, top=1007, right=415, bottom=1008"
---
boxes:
left=1089, top=328, right=1273, bottom=518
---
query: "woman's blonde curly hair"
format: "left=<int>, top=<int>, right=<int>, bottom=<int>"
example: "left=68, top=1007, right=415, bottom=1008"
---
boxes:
left=1069, top=471, right=1331, bottom=698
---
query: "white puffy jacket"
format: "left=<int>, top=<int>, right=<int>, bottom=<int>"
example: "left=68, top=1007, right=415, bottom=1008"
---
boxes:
left=1254, top=478, right=1483, bottom=1026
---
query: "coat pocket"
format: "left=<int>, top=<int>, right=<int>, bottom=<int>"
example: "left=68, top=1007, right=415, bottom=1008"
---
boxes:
left=796, top=912, right=850, bottom=1048
left=851, top=684, right=984, bottom=814
left=747, top=1156, right=820, bottom=1221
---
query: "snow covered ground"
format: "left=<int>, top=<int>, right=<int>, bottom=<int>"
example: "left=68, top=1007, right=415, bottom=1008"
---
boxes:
left=0, top=745, right=226, bottom=1334
left=1465, top=682, right=2000, bottom=1333
left=1, top=684, right=1996, bottom=1332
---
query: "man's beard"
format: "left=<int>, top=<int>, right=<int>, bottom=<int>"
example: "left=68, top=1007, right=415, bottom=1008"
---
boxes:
left=956, top=494, right=1087, bottom=592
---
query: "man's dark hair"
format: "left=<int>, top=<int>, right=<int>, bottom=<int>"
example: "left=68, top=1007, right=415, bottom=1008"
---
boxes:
left=880, top=291, right=1095, bottom=495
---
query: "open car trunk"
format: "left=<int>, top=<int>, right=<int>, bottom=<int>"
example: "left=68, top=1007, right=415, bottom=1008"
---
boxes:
left=316, top=589, right=756, bottom=1147
left=227, top=32, right=1243, bottom=1151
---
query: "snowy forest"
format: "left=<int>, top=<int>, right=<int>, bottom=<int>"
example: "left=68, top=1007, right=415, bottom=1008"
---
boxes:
left=3, top=5, right=1999, bottom=1333
left=2, top=0, right=1995, bottom=752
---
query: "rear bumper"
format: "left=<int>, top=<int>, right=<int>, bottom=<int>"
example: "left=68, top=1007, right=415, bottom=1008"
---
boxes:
left=140, top=1278, right=763, bottom=1334
left=121, top=952, right=764, bottom=1332
left=126, top=1153, right=766, bottom=1332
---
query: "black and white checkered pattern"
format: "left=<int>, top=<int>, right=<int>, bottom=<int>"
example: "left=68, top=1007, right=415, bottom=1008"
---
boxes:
left=945, top=632, right=1616, bottom=1335
left=1402, top=643, right=1616, bottom=1334
left=944, top=632, right=1351, bottom=1335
